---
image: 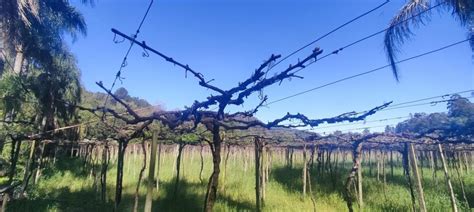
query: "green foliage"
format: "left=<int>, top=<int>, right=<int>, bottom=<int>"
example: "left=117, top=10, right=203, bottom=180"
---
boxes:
left=0, top=0, right=92, bottom=139
left=396, top=96, right=474, bottom=137
left=0, top=73, right=29, bottom=117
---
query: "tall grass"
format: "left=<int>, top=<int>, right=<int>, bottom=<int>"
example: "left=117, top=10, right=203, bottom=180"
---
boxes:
left=5, top=145, right=473, bottom=211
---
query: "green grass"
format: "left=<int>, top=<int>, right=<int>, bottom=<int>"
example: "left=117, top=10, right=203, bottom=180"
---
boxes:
left=5, top=147, right=474, bottom=211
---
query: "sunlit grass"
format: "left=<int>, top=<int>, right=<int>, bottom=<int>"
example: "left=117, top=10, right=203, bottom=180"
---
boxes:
left=6, top=146, right=473, bottom=211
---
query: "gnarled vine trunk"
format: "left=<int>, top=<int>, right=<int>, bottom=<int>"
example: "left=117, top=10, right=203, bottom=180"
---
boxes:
left=133, top=140, right=147, bottom=212
left=115, top=140, right=128, bottom=210
left=203, top=123, right=222, bottom=212
left=343, top=140, right=363, bottom=212
left=174, top=142, right=186, bottom=198
left=100, top=142, right=110, bottom=203
left=8, top=138, right=22, bottom=184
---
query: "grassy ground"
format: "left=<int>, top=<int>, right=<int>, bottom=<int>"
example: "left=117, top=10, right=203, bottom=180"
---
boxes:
left=4, top=146, right=474, bottom=211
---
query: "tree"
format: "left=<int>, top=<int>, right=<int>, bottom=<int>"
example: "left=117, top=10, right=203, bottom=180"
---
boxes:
left=395, top=95, right=474, bottom=140
left=114, top=87, right=130, bottom=101
left=28, top=52, right=82, bottom=132
left=384, top=125, right=395, bottom=134
left=447, top=95, right=474, bottom=136
left=0, top=1, right=94, bottom=198
left=0, top=0, right=93, bottom=75
left=384, top=0, right=474, bottom=80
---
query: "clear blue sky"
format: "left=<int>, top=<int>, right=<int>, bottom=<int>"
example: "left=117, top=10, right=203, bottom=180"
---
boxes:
left=69, top=0, right=473, bottom=133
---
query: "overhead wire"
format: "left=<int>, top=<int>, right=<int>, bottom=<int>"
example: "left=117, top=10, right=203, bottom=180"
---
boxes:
left=314, top=95, right=474, bottom=133
left=264, top=38, right=470, bottom=106
left=289, top=91, right=473, bottom=132
left=101, top=0, right=155, bottom=117
left=290, top=2, right=445, bottom=75
left=211, top=2, right=446, bottom=112
left=315, top=115, right=410, bottom=130
left=6, top=90, right=474, bottom=139
left=13, top=103, right=159, bottom=139
left=381, top=96, right=474, bottom=111
left=266, top=0, right=390, bottom=73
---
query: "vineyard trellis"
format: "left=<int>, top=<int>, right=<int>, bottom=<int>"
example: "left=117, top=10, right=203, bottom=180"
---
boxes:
left=1, top=1, right=473, bottom=212
left=19, top=129, right=471, bottom=211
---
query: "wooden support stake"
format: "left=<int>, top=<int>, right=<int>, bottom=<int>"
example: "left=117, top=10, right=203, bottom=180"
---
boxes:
left=303, top=144, right=307, bottom=197
left=254, top=138, right=262, bottom=212
left=403, top=143, right=417, bottom=212
left=156, top=138, right=162, bottom=190
left=409, top=144, right=427, bottom=212
left=144, top=131, right=158, bottom=212
left=357, top=151, right=363, bottom=209
left=438, top=144, right=458, bottom=212
left=453, top=153, right=469, bottom=208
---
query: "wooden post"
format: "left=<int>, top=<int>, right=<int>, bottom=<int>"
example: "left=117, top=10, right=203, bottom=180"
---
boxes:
left=133, top=140, right=147, bottom=212
left=171, top=144, right=178, bottom=178
left=409, top=144, right=427, bottom=212
left=1, top=193, right=9, bottom=212
left=266, top=147, right=272, bottom=182
left=34, top=141, right=46, bottom=184
left=222, top=143, right=231, bottom=194
left=303, top=144, right=307, bottom=197
left=262, top=147, right=267, bottom=204
left=22, top=140, right=37, bottom=193
left=419, top=151, right=424, bottom=180
left=254, top=138, right=262, bottom=212
left=100, top=143, right=110, bottom=203
left=357, top=150, right=363, bottom=209
left=375, top=152, right=381, bottom=182
left=429, top=151, right=436, bottom=182
left=453, top=153, right=469, bottom=208
left=173, top=143, right=185, bottom=198
left=390, top=151, right=394, bottom=179
left=368, top=150, right=373, bottom=177
left=382, top=151, right=386, bottom=184
left=462, top=152, right=469, bottom=173
left=244, top=147, right=248, bottom=172
left=155, top=137, right=162, bottom=190
left=305, top=146, right=317, bottom=212
left=438, top=144, right=458, bottom=212
left=403, top=143, right=417, bottom=212
left=144, top=131, right=158, bottom=212
left=289, top=147, right=293, bottom=168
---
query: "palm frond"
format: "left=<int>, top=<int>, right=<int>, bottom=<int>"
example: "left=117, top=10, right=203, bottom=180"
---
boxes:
left=470, top=23, right=474, bottom=53
left=441, top=0, right=474, bottom=25
left=18, top=0, right=40, bottom=27
left=42, top=0, right=87, bottom=39
left=385, top=0, right=474, bottom=81
left=384, top=0, right=432, bottom=81
left=442, top=0, right=474, bottom=53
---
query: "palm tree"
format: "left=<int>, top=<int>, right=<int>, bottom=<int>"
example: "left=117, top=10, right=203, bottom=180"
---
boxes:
left=27, top=51, right=82, bottom=131
left=0, top=0, right=93, bottom=74
left=384, top=0, right=474, bottom=80
left=0, top=0, right=93, bottom=130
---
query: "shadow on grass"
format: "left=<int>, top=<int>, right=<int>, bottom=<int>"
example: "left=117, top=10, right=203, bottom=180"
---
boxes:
left=271, top=165, right=347, bottom=196
left=151, top=178, right=255, bottom=211
left=7, top=187, right=113, bottom=212
left=8, top=176, right=256, bottom=212
left=151, top=179, right=203, bottom=211
left=41, top=157, right=95, bottom=179
left=217, top=193, right=254, bottom=211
